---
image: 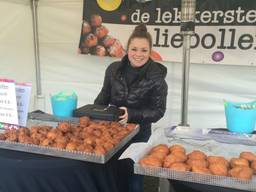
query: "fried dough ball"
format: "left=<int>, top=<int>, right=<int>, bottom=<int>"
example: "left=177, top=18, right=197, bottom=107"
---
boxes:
left=110, top=121, right=121, bottom=128
left=126, top=123, right=136, bottom=132
left=90, top=14, right=102, bottom=27
left=30, top=126, right=39, bottom=134
left=94, top=145, right=106, bottom=155
left=163, top=154, right=182, bottom=168
left=47, top=129, right=57, bottom=140
left=240, top=152, right=256, bottom=162
left=19, top=135, right=33, bottom=144
left=72, top=130, right=81, bottom=138
left=98, top=121, right=109, bottom=126
left=93, top=130, right=102, bottom=137
left=40, top=138, right=52, bottom=146
left=66, top=142, right=78, bottom=151
left=77, top=144, right=94, bottom=153
left=5, top=130, right=18, bottom=142
left=251, top=160, right=256, bottom=172
left=112, top=138, right=121, bottom=145
left=163, top=155, right=176, bottom=168
left=172, top=151, right=187, bottom=162
left=169, top=163, right=190, bottom=172
left=150, top=152, right=167, bottom=161
left=65, top=131, right=73, bottom=138
left=0, top=133, right=6, bottom=140
left=17, top=133, right=25, bottom=142
left=84, top=145, right=94, bottom=153
left=55, top=136, right=68, bottom=145
left=102, top=35, right=116, bottom=47
left=191, top=166, right=211, bottom=174
left=108, top=40, right=126, bottom=58
left=38, top=126, right=51, bottom=136
left=82, top=21, right=91, bottom=34
left=229, top=166, right=253, bottom=180
left=79, top=116, right=90, bottom=127
left=18, top=134, right=27, bottom=143
left=139, top=156, right=162, bottom=167
left=80, top=46, right=90, bottom=54
left=84, top=136, right=96, bottom=146
left=207, top=156, right=229, bottom=168
left=102, top=134, right=113, bottom=142
left=31, top=138, right=40, bottom=145
left=85, top=126, right=95, bottom=134
left=186, top=159, right=208, bottom=168
left=169, top=144, right=185, bottom=154
left=84, top=33, right=98, bottom=48
left=150, top=144, right=169, bottom=155
left=117, top=129, right=129, bottom=138
left=95, top=137, right=104, bottom=145
left=95, top=45, right=106, bottom=56
left=31, top=132, right=45, bottom=143
left=57, top=122, right=71, bottom=133
left=95, top=25, right=108, bottom=39
left=188, top=150, right=207, bottom=160
left=103, top=142, right=114, bottom=151
left=53, top=142, right=66, bottom=149
left=230, top=158, right=249, bottom=168
left=209, top=163, right=228, bottom=176
left=88, top=122, right=99, bottom=128
left=18, top=127, right=29, bottom=136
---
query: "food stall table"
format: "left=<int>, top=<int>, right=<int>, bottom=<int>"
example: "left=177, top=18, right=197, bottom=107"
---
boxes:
left=120, top=127, right=256, bottom=192
left=0, top=148, right=119, bottom=192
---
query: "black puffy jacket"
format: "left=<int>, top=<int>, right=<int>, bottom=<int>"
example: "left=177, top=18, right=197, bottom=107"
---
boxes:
left=94, top=55, right=168, bottom=141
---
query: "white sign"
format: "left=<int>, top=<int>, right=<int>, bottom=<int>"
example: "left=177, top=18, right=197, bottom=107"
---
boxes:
left=0, top=79, right=32, bottom=127
left=0, top=79, right=19, bottom=125
left=16, top=83, right=32, bottom=127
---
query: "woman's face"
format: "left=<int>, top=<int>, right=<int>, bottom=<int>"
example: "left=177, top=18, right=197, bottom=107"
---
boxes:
left=127, top=38, right=151, bottom=68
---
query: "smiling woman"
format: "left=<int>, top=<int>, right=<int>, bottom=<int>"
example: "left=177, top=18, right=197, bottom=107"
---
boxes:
left=94, top=24, right=168, bottom=192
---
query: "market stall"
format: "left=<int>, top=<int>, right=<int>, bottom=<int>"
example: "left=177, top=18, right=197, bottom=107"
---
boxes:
left=0, top=0, right=255, bottom=192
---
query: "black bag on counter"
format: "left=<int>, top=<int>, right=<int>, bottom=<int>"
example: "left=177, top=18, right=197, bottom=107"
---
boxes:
left=73, top=104, right=124, bottom=121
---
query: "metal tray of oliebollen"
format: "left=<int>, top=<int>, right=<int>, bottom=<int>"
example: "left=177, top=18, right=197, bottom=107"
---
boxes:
left=134, top=164, right=256, bottom=191
left=0, top=118, right=140, bottom=164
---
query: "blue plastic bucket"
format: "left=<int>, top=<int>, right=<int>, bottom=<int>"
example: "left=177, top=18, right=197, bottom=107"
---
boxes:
left=51, top=92, right=77, bottom=117
left=224, top=101, right=256, bottom=134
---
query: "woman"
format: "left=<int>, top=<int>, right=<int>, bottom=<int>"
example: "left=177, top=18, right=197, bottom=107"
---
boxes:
left=94, top=24, right=168, bottom=192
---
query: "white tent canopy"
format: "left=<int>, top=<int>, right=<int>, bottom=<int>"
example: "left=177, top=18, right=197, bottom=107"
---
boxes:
left=0, top=0, right=255, bottom=129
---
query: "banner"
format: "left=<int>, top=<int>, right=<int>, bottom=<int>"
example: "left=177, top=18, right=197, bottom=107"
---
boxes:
left=79, top=0, right=256, bottom=66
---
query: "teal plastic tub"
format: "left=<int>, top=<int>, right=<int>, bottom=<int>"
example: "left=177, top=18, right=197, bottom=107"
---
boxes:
left=224, top=101, right=256, bottom=134
left=51, top=91, right=77, bottom=117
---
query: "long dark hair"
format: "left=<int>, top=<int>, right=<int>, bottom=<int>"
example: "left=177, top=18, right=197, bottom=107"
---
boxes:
left=126, top=24, right=152, bottom=51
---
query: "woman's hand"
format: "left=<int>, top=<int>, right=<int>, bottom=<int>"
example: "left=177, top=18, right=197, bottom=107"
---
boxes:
left=119, top=107, right=128, bottom=125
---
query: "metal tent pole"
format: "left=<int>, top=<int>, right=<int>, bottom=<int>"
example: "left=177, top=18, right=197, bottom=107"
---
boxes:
left=179, top=0, right=196, bottom=127
left=180, top=34, right=191, bottom=126
left=31, top=0, right=45, bottom=110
